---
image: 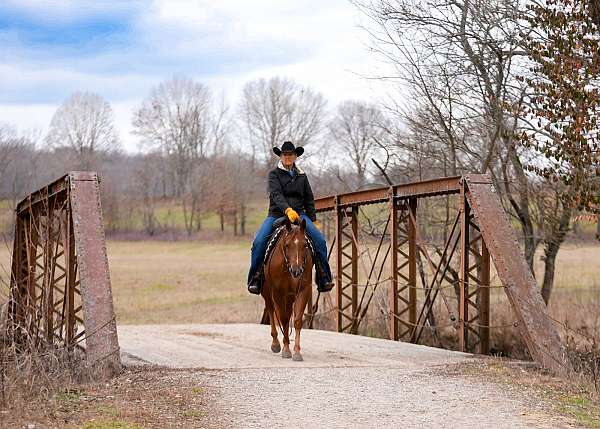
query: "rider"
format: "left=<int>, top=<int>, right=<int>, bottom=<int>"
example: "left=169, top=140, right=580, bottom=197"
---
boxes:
left=247, top=141, right=334, bottom=295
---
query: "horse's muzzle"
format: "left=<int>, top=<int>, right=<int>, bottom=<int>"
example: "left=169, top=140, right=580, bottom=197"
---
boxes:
left=289, top=267, right=304, bottom=279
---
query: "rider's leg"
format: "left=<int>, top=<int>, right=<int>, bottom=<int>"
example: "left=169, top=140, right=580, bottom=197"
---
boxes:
left=301, top=215, right=334, bottom=292
left=247, top=216, right=276, bottom=293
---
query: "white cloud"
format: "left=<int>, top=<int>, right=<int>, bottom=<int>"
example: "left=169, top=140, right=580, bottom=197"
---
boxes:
left=1, top=0, right=395, bottom=151
left=0, top=103, right=55, bottom=135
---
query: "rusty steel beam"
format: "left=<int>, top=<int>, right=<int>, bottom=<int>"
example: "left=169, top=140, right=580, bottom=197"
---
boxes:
left=8, top=172, right=121, bottom=374
left=479, top=241, right=491, bottom=355
left=16, top=175, right=70, bottom=216
left=69, top=172, right=120, bottom=371
left=464, top=174, right=570, bottom=374
left=407, top=198, right=417, bottom=340
left=388, top=198, right=416, bottom=341
left=315, top=176, right=461, bottom=212
left=336, top=205, right=359, bottom=333
left=388, top=194, right=399, bottom=340
left=458, top=184, right=470, bottom=352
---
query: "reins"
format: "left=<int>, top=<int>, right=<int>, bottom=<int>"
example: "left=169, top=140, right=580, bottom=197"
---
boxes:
left=266, top=224, right=312, bottom=339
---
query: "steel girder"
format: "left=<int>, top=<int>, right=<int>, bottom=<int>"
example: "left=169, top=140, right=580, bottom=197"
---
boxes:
left=310, top=174, right=568, bottom=373
left=7, top=172, right=121, bottom=373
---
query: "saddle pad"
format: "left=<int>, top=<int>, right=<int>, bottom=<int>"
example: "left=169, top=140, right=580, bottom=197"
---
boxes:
left=263, top=226, right=316, bottom=267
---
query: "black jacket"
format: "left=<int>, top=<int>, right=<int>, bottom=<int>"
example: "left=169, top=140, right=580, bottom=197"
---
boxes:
left=267, top=166, right=316, bottom=221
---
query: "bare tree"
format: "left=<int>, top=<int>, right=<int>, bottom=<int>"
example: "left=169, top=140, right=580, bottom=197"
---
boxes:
left=329, top=101, right=388, bottom=189
left=0, top=125, right=25, bottom=177
left=354, top=0, right=544, bottom=265
left=132, top=152, right=164, bottom=236
left=239, top=77, right=327, bottom=166
left=355, top=0, right=600, bottom=303
left=45, top=92, right=119, bottom=169
left=132, top=76, right=229, bottom=235
left=0, top=126, right=37, bottom=233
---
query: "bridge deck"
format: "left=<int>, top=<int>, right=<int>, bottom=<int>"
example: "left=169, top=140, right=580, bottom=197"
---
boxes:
left=118, top=324, right=565, bottom=429
left=118, top=323, right=470, bottom=369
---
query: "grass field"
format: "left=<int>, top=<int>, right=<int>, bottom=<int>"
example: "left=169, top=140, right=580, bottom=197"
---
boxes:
left=106, top=240, right=264, bottom=324
left=103, top=239, right=600, bottom=343
left=0, top=238, right=598, bottom=330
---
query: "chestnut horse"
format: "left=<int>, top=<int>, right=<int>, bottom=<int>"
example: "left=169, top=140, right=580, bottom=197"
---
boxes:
left=262, top=218, right=313, bottom=361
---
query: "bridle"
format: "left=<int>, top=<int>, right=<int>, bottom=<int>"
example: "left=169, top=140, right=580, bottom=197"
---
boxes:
left=281, top=228, right=310, bottom=280
left=267, top=224, right=312, bottom=338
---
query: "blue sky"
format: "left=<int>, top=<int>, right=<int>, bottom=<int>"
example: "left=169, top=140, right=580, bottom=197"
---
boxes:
left=0, top=0, right=387, bottom=151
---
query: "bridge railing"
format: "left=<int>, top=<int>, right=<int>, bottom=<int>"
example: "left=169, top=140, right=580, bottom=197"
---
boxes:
left=307, top=174, right=569, bottom=374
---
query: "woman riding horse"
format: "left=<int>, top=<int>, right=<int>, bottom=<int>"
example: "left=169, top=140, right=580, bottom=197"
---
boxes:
left=247, top=141, right=334, bottom=294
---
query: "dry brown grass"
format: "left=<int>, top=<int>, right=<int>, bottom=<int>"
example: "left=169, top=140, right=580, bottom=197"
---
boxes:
left=0, top=366, right=219, bottom=428
left=105, top=240, right=266, bottom=325
left=0, top=240, right=266, bottom=326
left=541, top=244, right=600, bottom=292
left=447, top=359, right=600, bottom=428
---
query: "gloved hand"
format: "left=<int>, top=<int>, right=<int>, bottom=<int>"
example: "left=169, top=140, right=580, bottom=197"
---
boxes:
left=313, top=220, right=322, bottom=230
left=285, top=207, right=300, bottom=223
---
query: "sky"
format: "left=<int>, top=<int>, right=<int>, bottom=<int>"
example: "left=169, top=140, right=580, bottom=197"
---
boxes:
left=0, top=0, right=390, bottom=152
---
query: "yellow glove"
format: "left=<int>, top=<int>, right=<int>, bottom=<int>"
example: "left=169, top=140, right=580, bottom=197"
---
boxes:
left=313, top=221, right=321, bottom=230
left=285, top=208, right=300, bottom=223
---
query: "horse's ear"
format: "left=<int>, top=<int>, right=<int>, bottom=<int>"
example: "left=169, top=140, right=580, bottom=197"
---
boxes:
left=300, top=218, right=306, bottom=231
left=285, top=217, right=292, bottom=230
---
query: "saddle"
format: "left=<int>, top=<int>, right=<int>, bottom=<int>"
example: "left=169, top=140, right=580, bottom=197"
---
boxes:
left=262, top=217, right=316, bottom=268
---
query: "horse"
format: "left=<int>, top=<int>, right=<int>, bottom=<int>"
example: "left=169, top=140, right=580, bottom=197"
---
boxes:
left=262, top=217, right=313, bottom=361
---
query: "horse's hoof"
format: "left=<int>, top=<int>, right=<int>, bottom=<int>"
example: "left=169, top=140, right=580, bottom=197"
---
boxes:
left=271, top=343, right=281, bottom=353
left=282, top=349, right=292, bottom=359
left=292, top=352, right=303, bottom=362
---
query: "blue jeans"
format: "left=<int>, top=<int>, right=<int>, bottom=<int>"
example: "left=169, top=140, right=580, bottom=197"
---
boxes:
left=247, top=215, right=333, bottom=286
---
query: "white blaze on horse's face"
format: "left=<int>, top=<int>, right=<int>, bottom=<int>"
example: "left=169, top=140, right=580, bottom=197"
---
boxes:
left=283, top=228, right=308, bottom=280
left=294, top=238, right=300, bottom=266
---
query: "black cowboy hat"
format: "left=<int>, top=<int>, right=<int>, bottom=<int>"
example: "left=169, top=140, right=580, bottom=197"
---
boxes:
left=273, top=141, right=304, bottom=157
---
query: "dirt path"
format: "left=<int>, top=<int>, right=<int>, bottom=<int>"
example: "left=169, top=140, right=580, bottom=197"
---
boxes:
left=118, top=324, right=574, bottom=428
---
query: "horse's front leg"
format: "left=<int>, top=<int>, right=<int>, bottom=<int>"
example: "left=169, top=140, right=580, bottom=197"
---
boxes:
left=263, top=283, right=281, bottom=354
left=292, top=280, right=311, bottom=362
left=269, top=308, right=281, bottom=353
left=281, top=315, right=292, bottom=358
left=280, top=292, right=294, bottom=358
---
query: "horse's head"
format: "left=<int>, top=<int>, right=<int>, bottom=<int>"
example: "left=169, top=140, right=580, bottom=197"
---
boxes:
left=282, top=217, right=310, bottom=279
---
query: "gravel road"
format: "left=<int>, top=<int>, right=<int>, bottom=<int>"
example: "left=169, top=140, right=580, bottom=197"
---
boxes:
left=118, top=324, right=574, bottom=429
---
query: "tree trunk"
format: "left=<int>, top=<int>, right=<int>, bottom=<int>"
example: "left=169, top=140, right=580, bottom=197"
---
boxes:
left=506, top=140, right=537, bottom=271
left=541, top=204, right=572, bottom=305
left=240, top=202, right=246, bottom=235
left=182, top=199, right=193, bottom=236
left=220, top=208, right=225, bottom=232
left=233, top=209, right=238, bottom=236
left=357, top=166, right=365, bottom=190
left=596, top=215, right=600, bottom=241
